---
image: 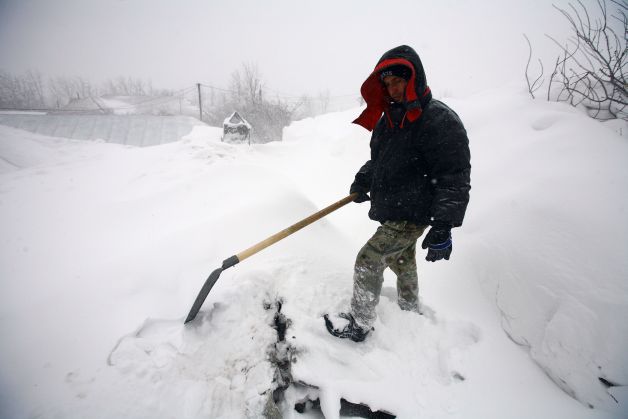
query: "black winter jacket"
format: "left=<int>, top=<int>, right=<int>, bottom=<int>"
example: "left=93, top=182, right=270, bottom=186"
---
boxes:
left=351, top=45, right=471, bottom=228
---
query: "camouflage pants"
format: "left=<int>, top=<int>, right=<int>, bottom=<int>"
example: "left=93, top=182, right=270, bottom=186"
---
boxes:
left=351, top=221, right=427, bottom=328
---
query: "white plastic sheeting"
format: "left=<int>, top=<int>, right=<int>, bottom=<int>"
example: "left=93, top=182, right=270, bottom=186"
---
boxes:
left=0, top=114, right=205, bottom=147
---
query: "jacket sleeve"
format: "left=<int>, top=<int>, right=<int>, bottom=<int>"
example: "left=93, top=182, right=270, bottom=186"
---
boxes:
left=422, top=108, right=471, bottom=228
left=350, top=160, right=373, bottom=194
left=350, top=119, right=384, bottom=194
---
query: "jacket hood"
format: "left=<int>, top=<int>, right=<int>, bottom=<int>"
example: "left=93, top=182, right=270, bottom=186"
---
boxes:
left=353, top=45, right=432, bottom=131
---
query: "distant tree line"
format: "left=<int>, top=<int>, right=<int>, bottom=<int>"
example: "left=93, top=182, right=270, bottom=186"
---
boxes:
left=0, top=70, right=47, bottom=109
left=1, top=63, right=359, bottom=142
left=0, top=71, right=175, bottom=110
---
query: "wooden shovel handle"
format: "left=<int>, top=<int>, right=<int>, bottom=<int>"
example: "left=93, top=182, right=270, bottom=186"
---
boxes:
left=236, top=193, right=358, bottom=262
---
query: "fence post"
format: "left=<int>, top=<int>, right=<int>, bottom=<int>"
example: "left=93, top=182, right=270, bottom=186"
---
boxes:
left=197, top=83, right=203, bottom=122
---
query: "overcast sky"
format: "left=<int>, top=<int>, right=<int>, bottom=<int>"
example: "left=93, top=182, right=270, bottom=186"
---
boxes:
left=0, top=0, right=576, bottom=98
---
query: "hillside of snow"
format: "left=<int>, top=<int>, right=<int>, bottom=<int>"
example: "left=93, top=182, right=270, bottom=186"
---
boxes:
left=0, top=88, right=627, bottom=418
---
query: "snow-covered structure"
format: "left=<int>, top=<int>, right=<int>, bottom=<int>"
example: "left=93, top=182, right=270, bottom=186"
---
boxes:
left=57, top=95, right=200, bottom=117
left=57, top=97, right=110, bottom=114
left=0, top=114, right=204, bottom=147
left=222, top=111, right=252, bottom=144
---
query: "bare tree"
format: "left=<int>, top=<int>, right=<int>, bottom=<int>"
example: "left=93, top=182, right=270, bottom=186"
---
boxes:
left=230, top=62, right=264, bottom=106
left=551, top=0, right=626, bottom=119
left=213, top=62, right=293, bottom=142
left=0, top=70, right=47, bottom=109
left=318, top=89, right=331, bottom=114
left=25, top=70, right=46, bottom=107
left=48, top=75, right=96, bottom=107
left=100, top=76, right=152, bottom=96
left=293, top=94, right=313, bottom=119
left=526, top=0, right=627, bottom=120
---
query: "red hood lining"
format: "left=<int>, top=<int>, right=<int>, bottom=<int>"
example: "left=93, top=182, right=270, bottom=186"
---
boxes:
left=353, top=57, right=430, bottom=131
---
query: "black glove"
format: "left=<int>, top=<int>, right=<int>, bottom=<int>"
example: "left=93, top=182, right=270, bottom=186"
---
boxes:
left=421, top=226, right=452, bottom=262
left=350, top=183, right=370, bottom=203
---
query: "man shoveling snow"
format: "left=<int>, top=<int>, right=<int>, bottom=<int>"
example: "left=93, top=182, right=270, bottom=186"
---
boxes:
left=325, top=45, right=472, bottom=342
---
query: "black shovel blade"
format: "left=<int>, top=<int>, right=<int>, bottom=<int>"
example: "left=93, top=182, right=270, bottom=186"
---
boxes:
left=184, top=255, right=240, bottom=324
left=184, top=267, right=223, bottom=324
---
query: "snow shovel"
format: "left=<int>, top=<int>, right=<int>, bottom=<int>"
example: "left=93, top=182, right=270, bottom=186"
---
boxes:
left=184, top=193, right=358, bottom=324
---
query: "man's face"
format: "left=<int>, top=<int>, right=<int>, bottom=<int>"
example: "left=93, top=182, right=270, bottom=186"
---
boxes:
left=383, top=75, right=407, bottom=103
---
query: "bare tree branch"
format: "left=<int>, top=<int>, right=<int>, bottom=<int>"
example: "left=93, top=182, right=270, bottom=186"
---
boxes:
left=529, top=0, right=627, bottom=120
left=524, top=34, right=545, bottom=98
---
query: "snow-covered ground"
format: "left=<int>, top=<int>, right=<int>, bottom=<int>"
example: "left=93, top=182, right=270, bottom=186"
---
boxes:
left=0, top=87, right=627, bottom=418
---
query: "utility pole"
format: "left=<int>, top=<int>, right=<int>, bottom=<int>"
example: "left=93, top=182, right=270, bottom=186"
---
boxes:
left=197, top=83, right=203, bottom=122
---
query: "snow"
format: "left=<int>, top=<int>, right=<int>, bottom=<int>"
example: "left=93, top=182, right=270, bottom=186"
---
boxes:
left=224, top=111, right=252, bottom=130
left=0, top=87, right=627, bottom=418
left=450, top=88, right=628, bottom=410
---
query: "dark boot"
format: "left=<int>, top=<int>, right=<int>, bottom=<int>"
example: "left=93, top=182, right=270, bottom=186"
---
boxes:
left=323, top=312, right=371, bottom=343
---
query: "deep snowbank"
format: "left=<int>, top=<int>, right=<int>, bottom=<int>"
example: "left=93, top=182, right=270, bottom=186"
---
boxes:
left=445, top=89, right=628, bottom=409
left=1, top=88, right=626, bottom=418
left=0, top=123, right=365, bottom=418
